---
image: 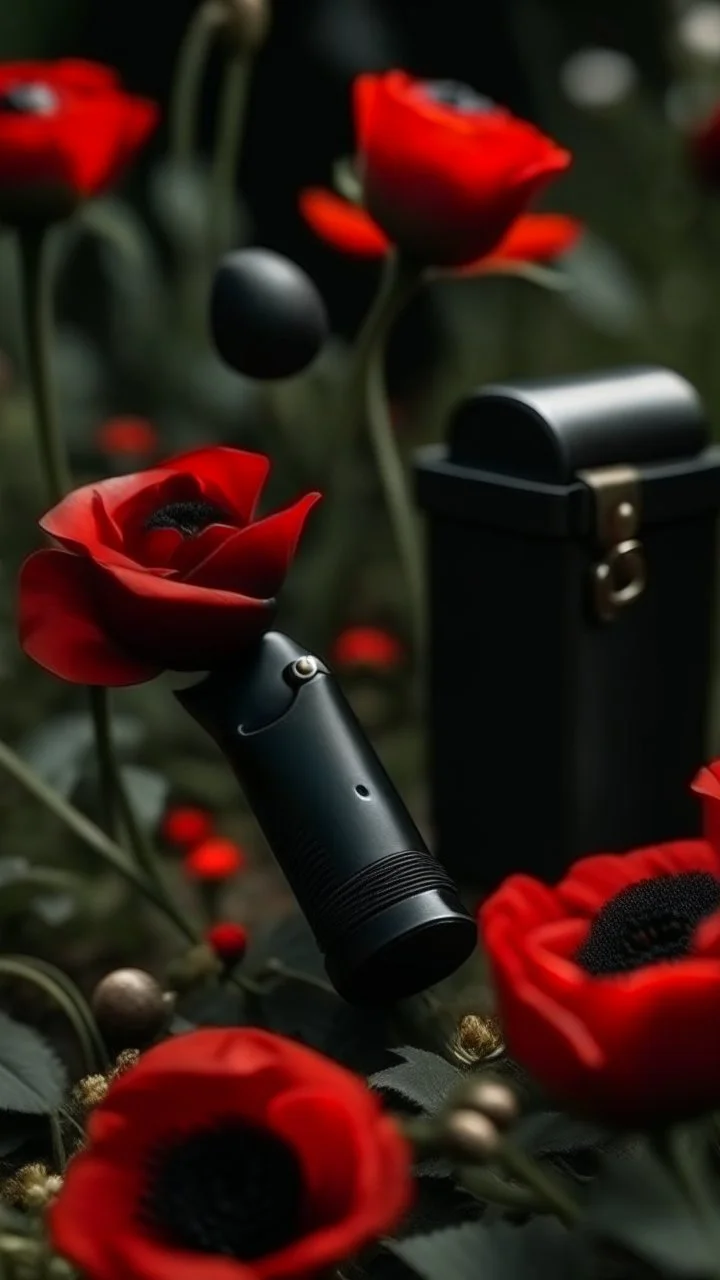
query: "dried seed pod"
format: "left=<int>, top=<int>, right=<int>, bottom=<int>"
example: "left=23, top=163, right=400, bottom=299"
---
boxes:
left=218, top=0, right=270, bottom=50
left=448, top=1013, right=505, bottom=1066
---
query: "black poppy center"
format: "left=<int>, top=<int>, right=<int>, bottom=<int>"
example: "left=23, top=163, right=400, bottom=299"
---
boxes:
left=421, top=80, right=494, bottom=114
left=144, top=500, right=232, bottom=537
left=140, top=1120, right=305, bottom=1261
left=0, top=83, right=59, bottom=115
left=575, top=871, right=720, bottom=976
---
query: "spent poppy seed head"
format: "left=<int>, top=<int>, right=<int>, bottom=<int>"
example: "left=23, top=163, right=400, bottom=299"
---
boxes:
left=206, top=922, right=249, bottom=965
left=161, top=805, right=215, bottom=848
left=184, top=837, right=246, bottom=881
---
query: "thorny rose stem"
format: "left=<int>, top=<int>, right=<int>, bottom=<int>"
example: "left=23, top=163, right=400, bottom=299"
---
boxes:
left=15, top=224, right=195, bottom=936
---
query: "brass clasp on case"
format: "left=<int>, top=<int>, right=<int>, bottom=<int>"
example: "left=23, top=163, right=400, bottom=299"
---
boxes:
left=578, top=465, right=647, bottom=623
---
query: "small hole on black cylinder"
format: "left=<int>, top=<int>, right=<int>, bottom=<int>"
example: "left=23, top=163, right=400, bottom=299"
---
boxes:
left=355, top=784, right=370, bottom=798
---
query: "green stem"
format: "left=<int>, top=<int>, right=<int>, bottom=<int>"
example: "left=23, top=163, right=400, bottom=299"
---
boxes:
left=652, top=1126, right=720, bottom=1280
left=17, top=227, right=70, bottom=504
left=0, top=737, right=197, bottom=943
left=314, top=253, right=423, bottom=657
left=0, top=956, right=108, bottom=1073
left=492, top=1136, right=581, bottom=1227
left=87, top=688, right=118, bottom=839
left=208, top=51, right=252, bottom=261
left=49, top=1113, right=66, bottom=1173
left=168, top=0, right=224, bottom=164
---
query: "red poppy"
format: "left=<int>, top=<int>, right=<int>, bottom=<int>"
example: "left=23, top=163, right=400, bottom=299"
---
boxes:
left=96, top=416, right=159, bottom=459
left=343, top=72, right=571, bottom=267
left=18, top=446, right=320, bottom=687
left=0, top=60, right=157, bottom=222
left=185, top=837, right=246, bottom=881
left=48, top=1028, right=413, bottom=1280
left=331, top=626, right=404, bottom=671
left=689, top=104, right=720, bottom=187
left=480, top=839, right=720, bottom=1124
left=207, top=921, right=249, bottom=964
left=161, top=806, right=215, bottom=849
left=300, top=188, right=581, bottom=273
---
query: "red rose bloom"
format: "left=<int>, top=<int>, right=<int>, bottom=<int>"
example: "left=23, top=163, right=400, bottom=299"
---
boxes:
left=161, top=805, right=215, bottom=849
left=300, top=189, right=581, bottom=273
left=349, top=73, right=571, bottom=266
left=184, top=837, right=246, bottom=881
left=0, top=60, right=157, bottom=222
left=48, top=1027, right=413, bottom=1280
left=480, top=839, right=720, bottom=1124
left=331, top=626, right=405, bottom=671
left=18, top=446, right=320, bottom=686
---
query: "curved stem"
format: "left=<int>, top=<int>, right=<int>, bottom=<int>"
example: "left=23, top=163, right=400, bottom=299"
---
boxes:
left=492, top=1136, right=581, bottom=1227
left=208, top=51, right=252, bottom=261
left=168, top=0, right=224, bottom=164
left=312, top=253, right=423, bottom=655
left=88, top=688, right=119, bottom=840
left=0, top=737, right=197, bottom=943
left=0, top=957, right=108, bottom=1073
left=17, top=227, right=70, bottom=504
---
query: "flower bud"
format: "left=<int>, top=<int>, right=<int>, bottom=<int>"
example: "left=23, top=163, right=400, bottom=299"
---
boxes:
left=447, top=1077, right=520, bottom=1131
left=218, top=0, right=270, bottom=51
left=91, top=969, right=168, bottom=1049
left=165, top=943, right=222, bottom=993
left=438, top=1110, right=501, bottom=1164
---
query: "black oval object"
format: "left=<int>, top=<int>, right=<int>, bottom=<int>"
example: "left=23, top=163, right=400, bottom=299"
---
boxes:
left=210, top=248, right=328, bottom=380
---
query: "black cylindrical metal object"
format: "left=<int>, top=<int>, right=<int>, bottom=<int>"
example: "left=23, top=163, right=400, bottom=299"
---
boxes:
left=176, top=632, right=476, bottom=1003
left=415, top=365, right=720, bottom=890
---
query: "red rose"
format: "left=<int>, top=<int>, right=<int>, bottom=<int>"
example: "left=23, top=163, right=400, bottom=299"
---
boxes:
left=48, top=1027, right=413, bottom=1280
left=480, top=839, right=720, bottom=1124
left=19, top=446, right=320, bottom=686
left=0, top=60, right=157, bottom=221
left=348, top=73, right=571, bottom=266
left=300, top=188, right=581, bottom=273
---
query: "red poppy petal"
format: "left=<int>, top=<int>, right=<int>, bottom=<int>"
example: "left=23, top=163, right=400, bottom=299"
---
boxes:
left=558, top=841, right=720, bottom=915
left=94, top=561, right=274, bottom=669
left=479, top=873, right=563, bottom=936
left=47, top=1159, right=146, bottom=1280
left=299, top=189, right=390, bottom=257
left=168, top=525, right=238, bottom=578
left=461, top=213, right=582, bottom=274
left=263, top=1091, right=411, bottom=1279
left=185, top=493, right=321, bottom=597
left=18, top=549, right=160, bottom=686
left=40, top=98, right=153, bottom=196
left=0, top=60, right=120, bottom=94
left=161, top=447, right=271, bottom=523
left=40, top=468, right=174, bottom=552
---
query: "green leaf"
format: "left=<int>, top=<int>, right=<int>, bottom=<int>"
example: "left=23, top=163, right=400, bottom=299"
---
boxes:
left=0, top=859, right=85, bottom=920
left=386, top=1217, right=591, bottom=1280
left=120, top=766, right=170, bottom=831
left=333, top=156, right=363, bottom=205
left=584, top=1140, right=720, bottom=1278
left=370, top=1046, right=464, bottom=1114
left=516, top=1111, right=609, bottom=1158
left=19, top=713, right=142, bottom=797
left=0, top=1012, right=67, bottom=1114
left=561, top=233, right=649, bottom=336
